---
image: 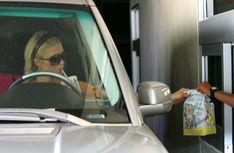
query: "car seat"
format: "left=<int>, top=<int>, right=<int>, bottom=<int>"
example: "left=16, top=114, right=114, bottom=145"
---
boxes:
left=0, top=73, right=21, bottom=95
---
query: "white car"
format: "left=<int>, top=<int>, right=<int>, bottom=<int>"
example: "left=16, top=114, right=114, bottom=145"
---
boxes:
left=0, top=0, right=172, bottom=152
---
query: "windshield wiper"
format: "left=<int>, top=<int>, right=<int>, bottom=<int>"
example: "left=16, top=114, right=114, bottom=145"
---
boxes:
left=0, top=112, right=62, bottom=122
left=0, top=112, right=41, bottom=122
left=0, top=108, right=91, bottom=125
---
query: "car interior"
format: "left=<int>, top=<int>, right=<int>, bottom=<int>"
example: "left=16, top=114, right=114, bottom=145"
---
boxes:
left=0, top=4, right=131, bottom=123
left=0, top=15, right=92, bottom=109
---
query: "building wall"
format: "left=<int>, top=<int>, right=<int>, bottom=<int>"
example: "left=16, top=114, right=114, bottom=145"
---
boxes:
left=130, top=0, right=201, bottom=152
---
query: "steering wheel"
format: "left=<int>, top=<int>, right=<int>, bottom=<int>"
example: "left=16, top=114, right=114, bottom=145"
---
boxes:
left=9, top=71, right=82, bottom=96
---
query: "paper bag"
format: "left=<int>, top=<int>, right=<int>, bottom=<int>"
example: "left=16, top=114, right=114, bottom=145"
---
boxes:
left=183, top=90, right=216, bottom=136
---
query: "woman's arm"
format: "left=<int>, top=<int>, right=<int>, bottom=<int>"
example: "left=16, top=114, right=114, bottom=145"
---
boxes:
left=78, top=81, right=107, bottom=99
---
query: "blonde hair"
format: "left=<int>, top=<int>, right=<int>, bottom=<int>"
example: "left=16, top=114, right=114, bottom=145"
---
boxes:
left=24, top=31, right=61, bottom=74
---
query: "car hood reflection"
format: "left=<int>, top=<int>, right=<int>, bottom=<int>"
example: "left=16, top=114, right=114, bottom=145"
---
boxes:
left=0, top=124, right=167, bottom=153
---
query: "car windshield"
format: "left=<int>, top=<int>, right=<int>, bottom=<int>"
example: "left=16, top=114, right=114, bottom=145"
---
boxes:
left=0, top=3, right=130, bottom=124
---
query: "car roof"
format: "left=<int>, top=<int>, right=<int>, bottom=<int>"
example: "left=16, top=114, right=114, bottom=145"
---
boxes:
left=0, top=0, right=95, bottom=5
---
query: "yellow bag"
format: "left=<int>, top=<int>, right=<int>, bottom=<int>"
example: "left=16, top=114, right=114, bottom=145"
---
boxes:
left=183, top=90, right=216, bottom=136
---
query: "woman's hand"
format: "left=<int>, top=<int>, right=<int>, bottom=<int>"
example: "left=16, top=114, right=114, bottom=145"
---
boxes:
left=92, top=87, right=108, bottom=99
left=172, top=88, right=189, bottom=105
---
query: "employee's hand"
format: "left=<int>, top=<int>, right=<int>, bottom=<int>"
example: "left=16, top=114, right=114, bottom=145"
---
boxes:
left=196, top=81, right=211, bottom=96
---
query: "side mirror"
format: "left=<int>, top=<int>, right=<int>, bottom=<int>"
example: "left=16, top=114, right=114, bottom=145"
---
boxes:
left=138, top=81, right=172, bottom=116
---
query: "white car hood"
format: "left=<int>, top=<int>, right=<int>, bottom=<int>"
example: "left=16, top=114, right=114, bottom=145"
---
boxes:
left=0, top=123, right=168, bottom=153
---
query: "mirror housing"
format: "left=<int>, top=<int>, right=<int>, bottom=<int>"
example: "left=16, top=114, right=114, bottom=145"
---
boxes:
left=138, top=81, right=172, bottom=116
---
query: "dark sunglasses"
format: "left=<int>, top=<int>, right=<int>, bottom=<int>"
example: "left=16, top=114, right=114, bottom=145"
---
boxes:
left=38, top=52, right=64, bottom=66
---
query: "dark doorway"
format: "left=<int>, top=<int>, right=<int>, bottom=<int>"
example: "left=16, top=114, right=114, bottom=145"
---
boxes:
left=94, top=0, right=132, bottom=80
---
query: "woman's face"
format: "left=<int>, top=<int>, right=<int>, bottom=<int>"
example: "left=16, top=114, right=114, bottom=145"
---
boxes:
left=34, top=42, right=64, bottom=74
